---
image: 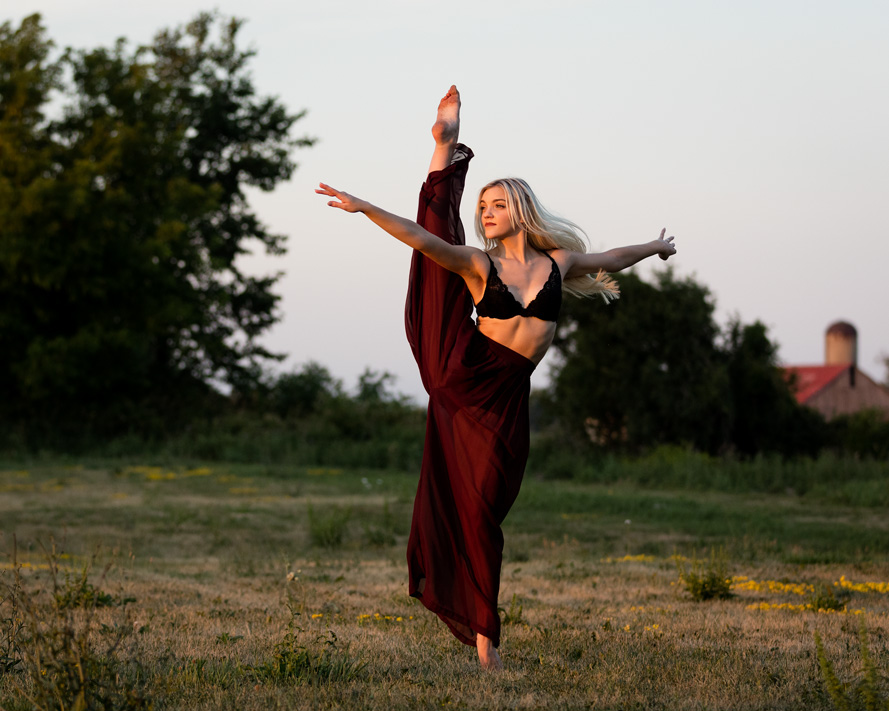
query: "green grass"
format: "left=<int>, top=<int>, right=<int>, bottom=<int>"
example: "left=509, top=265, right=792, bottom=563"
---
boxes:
left=2, top=460, right=889, bottom=710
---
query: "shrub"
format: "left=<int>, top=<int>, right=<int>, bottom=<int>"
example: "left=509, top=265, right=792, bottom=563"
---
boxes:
left=808, top=584, right=847, bottom=613
left=362, top=500, right=398, bottom=548
left=676, top=548, right=733, bottom=602
left=307, top=503, right=352, bottom=548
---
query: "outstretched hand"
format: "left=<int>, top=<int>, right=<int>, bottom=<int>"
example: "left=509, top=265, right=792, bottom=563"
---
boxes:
left=315, top=183, right=366, bottom=213
left=657, top=228, right=677, bottom=261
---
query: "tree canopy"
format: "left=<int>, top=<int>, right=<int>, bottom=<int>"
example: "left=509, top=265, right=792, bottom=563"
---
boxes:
left=545, top=269, right=824, bottom=457
left=0, top=13, right=312, bottom=439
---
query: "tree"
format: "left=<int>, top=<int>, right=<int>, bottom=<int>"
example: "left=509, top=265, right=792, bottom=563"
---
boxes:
left=548, top=269, right=729, bottom=453
left=0, top=14, right=63, bottom=425
left=722, top=320, right=824, bottom=457
left=0, top=14, right=313, bottom=438
left=546, top=269, right=823, bottom=456
left=266, top=362, right=341, bottom=419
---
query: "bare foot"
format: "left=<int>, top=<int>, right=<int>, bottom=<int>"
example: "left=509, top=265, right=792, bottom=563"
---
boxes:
left=477, top=634, right=503, bottom=671
left=431, top=84, right=460, bottom=146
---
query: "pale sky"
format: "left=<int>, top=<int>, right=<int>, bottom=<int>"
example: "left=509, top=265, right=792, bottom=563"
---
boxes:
left=9, top=0, right=889, bottom=402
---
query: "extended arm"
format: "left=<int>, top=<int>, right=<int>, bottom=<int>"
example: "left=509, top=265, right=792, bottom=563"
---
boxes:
left=562, top=229, right=676, bottom=278
left=315, top=182, right=482, bottom=277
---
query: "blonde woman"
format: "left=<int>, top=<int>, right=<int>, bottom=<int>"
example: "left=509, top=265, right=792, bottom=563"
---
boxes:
left=316, top=86, right=676, bottom=670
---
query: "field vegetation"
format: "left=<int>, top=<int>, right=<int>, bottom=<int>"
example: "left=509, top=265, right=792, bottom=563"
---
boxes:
left=2, top=458, right=888, bottom=710
left=4, top=14, right=889, bottom=711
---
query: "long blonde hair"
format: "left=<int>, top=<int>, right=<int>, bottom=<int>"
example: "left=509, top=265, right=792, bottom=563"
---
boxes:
left=474, top=178, right=619, bottom=301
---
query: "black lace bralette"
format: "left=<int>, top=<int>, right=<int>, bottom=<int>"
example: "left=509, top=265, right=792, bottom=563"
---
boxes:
left=475, top=252, right=562, bottom=322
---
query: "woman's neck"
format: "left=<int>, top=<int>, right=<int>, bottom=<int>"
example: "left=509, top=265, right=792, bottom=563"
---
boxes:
left=494, top=232, right=535, bottom=263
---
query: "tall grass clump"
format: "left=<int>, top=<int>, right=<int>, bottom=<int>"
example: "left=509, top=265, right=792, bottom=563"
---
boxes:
left=307, top=504, right=352, bottom=549
left=498, top=594, right=524, bottom=626
left=361, top=500, right=398, bottom=548
left=815, top=618, right=888, bottom=711
left=676, top=548, right=733, bottom=602
left=250, top=604, right=365, bottom=685
left=0, top=543, right=150, bottom=710
left=54, top=566, right=135, bottom=610
left=808, top=584, right=847, bottom=613
left=0, top=565, right=23, bottom=679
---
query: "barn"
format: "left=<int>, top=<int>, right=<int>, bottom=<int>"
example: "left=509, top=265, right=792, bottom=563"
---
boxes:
left=783, top=321, right=889, bottom=420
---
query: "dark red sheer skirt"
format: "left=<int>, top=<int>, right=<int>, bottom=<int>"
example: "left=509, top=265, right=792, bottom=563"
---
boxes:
left=404, top=145, right=535, bottom=649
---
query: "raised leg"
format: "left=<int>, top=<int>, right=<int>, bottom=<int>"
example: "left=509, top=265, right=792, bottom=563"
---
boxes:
left=427, top=85, right=461, bottom=175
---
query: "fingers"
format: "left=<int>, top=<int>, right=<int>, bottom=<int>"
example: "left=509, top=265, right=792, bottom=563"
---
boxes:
left=315, top=181, right=360, bottom=212
left=315, top=182, right=339, bottom=197
left=658, top=229, right=676, bottom=260
left=316, top=182, right=348, bottom=209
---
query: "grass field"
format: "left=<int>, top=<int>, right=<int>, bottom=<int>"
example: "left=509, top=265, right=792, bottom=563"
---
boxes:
left=2, top=460, right=888, bottom=710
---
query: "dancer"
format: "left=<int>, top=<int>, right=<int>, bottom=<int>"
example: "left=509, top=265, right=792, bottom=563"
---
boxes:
left=316, top=86, right=676, bottom=670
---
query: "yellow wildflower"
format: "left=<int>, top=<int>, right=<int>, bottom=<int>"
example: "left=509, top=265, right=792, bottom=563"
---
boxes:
left=731, top=578, right=813, bottom=596
left=601, top=554, right=656, bottom=564
left=835, top=576, right=889, bottom=594
left=146, top=471, right=176, bottom=480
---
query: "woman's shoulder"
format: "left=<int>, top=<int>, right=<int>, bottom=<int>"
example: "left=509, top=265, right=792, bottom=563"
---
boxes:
left=546, top=247, right=582, bottom=270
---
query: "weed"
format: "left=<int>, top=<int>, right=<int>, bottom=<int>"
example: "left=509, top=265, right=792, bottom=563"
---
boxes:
left=815, top=618, right=888, bottom=711
left=1, top=542, right=150, bottom=710
left=507, top=548, right=530, bottom=563
left=362, top=500, right=398, bottom=547
left=250, top=603, right=365, bottom=684
left=307, top=503, right=352, bottom=548
left=499, top=594, right=524, bottom=625
left=676, top=548, right=733, bottom=601
left=0, top=564, right=23, bottom=678
left=54, top=566, right=133, bottom=610
left=809, top=584, right=847, bottom=613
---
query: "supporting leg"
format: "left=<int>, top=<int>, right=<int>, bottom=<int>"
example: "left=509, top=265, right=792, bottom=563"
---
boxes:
left=477, top=633, right=503, bottom=671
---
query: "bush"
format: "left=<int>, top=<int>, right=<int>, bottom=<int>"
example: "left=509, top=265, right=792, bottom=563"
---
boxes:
left=676, top=548, right=733, bottom=602
left=307, top=504, right=352, bottom=548
left=830, top=409, right=889, bottom=460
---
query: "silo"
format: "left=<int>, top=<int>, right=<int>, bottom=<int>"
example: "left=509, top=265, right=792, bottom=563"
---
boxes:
left=825, top=321, right=857, bottom=366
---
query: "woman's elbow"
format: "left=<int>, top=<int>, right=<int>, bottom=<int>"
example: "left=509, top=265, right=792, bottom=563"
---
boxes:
left=599, top=256, right=623, bottom=273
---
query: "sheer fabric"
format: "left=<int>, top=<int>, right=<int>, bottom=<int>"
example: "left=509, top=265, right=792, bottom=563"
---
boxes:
left=404, top=145, right=534, bottom=648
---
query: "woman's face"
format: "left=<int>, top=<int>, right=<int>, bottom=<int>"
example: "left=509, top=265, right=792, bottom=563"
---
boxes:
left=479, top=186, right=520, bottom=241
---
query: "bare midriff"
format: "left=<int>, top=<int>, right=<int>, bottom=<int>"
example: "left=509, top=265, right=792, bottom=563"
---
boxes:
left=476, top=315, right=557, bottom=365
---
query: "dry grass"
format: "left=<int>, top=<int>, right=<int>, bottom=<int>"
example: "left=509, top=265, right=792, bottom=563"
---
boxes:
left=1, top=461, right=888, bottom=710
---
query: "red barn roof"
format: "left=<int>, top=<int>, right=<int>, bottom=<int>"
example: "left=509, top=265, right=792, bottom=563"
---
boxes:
left=784, top=365, right=848, bottom=404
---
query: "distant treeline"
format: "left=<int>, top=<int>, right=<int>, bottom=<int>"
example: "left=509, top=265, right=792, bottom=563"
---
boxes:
left=2, top=15, right=887, bottom=465
left=536, top=269, right=889, bottom=460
